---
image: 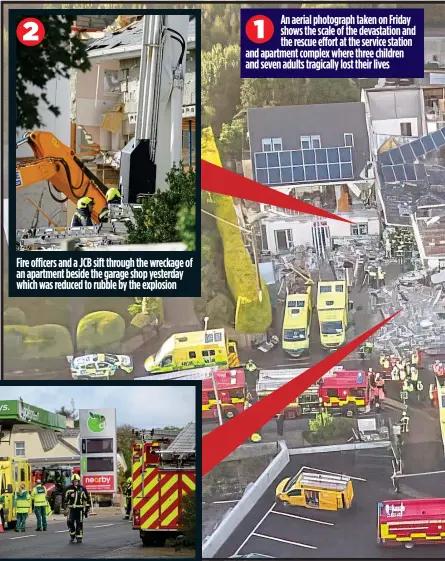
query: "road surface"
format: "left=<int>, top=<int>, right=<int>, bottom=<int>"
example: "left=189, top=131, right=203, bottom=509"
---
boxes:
left=0, top=513, right=193, bottom=558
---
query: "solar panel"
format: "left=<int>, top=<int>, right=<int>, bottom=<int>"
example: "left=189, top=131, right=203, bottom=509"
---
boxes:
left=394, top=164, right=406, bottom=181
left=409, top=139, right=425, bottom=159
left=404, top=163, right=416, bottom=181
left=378, top=151, right=392, bottom=166
left=421, top=135, right=436, bottom=154
left=400, top=142, right=416, bottom=163
left=382, top=166, right=396, bottom=182
left=431, top=129, right=445, bottom=148
left=415, top=164, right=426, bottom=180
left=390, top=148, right=404, bottom=165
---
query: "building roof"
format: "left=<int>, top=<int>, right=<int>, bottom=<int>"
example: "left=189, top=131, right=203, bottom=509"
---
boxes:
left=164, top=422, right=195, bottom=455
left=377, top=127, right=445, bottom=228
left=247, top=102, right=370, bottom=186
left=86, top=16, right=196, bottom=55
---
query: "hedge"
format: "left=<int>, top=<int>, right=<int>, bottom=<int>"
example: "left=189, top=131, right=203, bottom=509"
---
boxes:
left=4, top=324, right=73, bottom=359
left=202, top=127, right=272, bottom=333
left=77, top=311, right=126, bottom=352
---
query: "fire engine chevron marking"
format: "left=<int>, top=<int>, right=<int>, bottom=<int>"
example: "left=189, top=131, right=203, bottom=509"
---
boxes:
left=161, top=474, right=178, bottom=497
left=133, top=468, right=158, bottom=512
left=140, top=494, right=160, bottom=528
left=182, top=474, right=195, bottom=491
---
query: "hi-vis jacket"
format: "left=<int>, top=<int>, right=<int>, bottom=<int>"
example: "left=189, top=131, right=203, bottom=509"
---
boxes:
left=31, top=484, right=47, bottom=507
left=64, top=485, right=91, bottom=510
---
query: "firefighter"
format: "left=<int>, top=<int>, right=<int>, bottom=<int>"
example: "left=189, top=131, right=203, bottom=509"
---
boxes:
left=31, top=479, right=48, bottom=531
left=379, top=354, right=386, bottom=368
left=398, top=360, right=407, bottom=382
left=64, top=474, right=91, bottom=543
left=402, top=378, right=415, bottom=399
left=382, top=355, right=390, bottom=372
left=364, top=341, right=374, bottom=356
left=123, top=477, right=132, bottom=520
left=391, top=362, right=400, bottom=381
left=400, top=409, right=410, bottom=433
left=368, top=367, right=375, bottom=387
left=71, top=197, right=95, bottom=227
left=410, top=366, right=418, bottom=384
left=245, top=360, right=257, bottom=372
left=411, top=350, right=419, bottom=367
left=377, top=266, right=386, bottom=288
left=98, top=188, right=122, bottom=223
left=430, top=383, right=439, bottom=407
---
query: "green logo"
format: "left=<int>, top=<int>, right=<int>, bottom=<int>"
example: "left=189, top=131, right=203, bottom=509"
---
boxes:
left=88, top=412, right=106, bottom=433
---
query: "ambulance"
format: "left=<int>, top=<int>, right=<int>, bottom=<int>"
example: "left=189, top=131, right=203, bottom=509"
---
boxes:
left=378, top=498, right=445, bottom=547
left=0, top=457, right=32, bottom=528
left=144, top=328, right=239, bottom=374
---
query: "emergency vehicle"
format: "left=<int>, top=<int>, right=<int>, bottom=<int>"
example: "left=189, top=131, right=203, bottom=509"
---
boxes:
left=316, top=280, right=352, bottom=349
left=282, top=286, right=313, bottom=357
left=256, top=369, right=319, bottom=420
left=276, top=468, right=354, bottom=511
left=319, top=369, right=372, bottom=417
left=67, top=353, right=134, bottom=379
left=131, top=424, right=196, bottom=547
left=377, top=498, right=445, bottom=547
left=0, top=457, right=32, bottom=528
left=144, top=328, right=240, bottom=374
left=202, top=369, right=246, bottom=419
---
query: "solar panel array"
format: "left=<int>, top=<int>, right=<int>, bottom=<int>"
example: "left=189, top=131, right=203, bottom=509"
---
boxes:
left=378, top=127, right=445, bottom=166
left=377, top=128, right=445, bottom=186
left=254, top=147, right=354, bottom=185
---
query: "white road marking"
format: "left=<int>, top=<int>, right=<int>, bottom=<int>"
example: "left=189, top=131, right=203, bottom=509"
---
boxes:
left=233, top=502, right=275, bottom=556
left=252, top=532, right=317, bottom=550
left=213, top=500, right=239, bottom=504
left=271, top=510, right=334, bottom=525
left=55, top=530, right=69, bottom=533
left=303, top=466, right=366, bottom=482
left=9, top=535, right=36, bottom=540
left=94, top=524, right=115, bottom=528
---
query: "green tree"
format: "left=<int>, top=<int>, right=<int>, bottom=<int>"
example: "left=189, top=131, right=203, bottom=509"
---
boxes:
left=177, top=205, right=196, bottom=251
left=202, top=44, right=241, bottom=133
left=218, top=119, right=245, bottom=165
left=125, top=164, right=195, bottom=244
left=116, top=423, right=135, bottom=477
left=303, top=78, right=360, bottom=105
left=241, top=77, right=307, bottom=109
left=178, top=490, right=196, bottom=546
left=16, top=15, right=91, bottom=130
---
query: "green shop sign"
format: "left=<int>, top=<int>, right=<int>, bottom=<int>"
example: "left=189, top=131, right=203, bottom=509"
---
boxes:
left=0, top=400, right=66, bottom=431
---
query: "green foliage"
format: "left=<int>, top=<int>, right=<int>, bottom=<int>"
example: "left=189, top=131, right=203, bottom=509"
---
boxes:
left=3, top=307, right=26, bottom=325
left=177, top=205, right=196, bottom=251
left=77, top=311, right=125, bottom=352
left=125, top=164, right=195, bottom=245
left=218, top=119, right=245, bottom=165
left=116, top=423, right=135, bottom=479
left=16, top=15, right=91, bottom=130
left=178, top=490, right=196, bottom=546
left=202, top=44, right=241, bottom=134
left=207, top=293, right=235, bottom=329
left=128, top=297, right=164, bottom=329
left=5, top=324, right=73, bottom=359
left=304, top=78, right=359, bottom=105
left=304, top=415, right=354, bottom=444
left=202, top=127, right=272, bottom=334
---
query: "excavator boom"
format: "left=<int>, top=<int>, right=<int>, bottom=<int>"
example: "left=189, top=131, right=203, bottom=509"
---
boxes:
left=16, top=131, right=108, bottom=224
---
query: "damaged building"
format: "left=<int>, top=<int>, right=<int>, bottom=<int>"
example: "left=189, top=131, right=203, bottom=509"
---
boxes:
left=242, top=102, right=376, bottom=256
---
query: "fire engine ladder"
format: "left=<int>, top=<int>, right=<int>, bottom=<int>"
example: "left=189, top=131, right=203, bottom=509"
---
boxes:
left=160, top=423, right=196, bottom=469
left=300, top=471, right=350, bottom=491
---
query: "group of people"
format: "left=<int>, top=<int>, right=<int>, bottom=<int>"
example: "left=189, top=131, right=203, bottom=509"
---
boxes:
left=11, top=474, right=91, bottom=543
left=379, top=350, right=423, bottom=399
left=71, top=187, right=122, bottom=228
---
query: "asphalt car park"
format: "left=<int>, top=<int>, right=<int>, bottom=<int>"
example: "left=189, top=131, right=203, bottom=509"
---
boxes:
left=215, top=450, right=445, bottom=559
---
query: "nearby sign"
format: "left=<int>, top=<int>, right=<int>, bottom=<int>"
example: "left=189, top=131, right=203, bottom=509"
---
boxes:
left=0, top=400, right=66, bottom=431
left=82, top=474, right=115, bottom=492
left=79, top=409, right=117, bottom=494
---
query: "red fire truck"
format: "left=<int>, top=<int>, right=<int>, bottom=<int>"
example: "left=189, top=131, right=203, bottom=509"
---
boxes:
left=378, top=498, right=445, bottom=548
left=202, top=369, right=246, bottom=419
left=319, top=369, right=372, bottom=417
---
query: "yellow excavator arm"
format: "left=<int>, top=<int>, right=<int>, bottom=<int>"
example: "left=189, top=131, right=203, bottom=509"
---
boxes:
left=16, top=131, right=109, bottom=224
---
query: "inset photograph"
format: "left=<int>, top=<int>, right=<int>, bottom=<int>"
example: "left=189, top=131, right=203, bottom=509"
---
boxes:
left=13, top=12, right=197, bottom=252
left=0, top=384, right=198, bottom=558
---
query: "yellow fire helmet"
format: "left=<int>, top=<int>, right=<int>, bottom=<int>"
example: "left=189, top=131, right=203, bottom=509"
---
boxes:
left=251, top=433, right=262, bottom=443
left=106, top=188, right=122, bottom=202
left=77, top=196, right=94, bottom=209
left=127, top=477, right=132, bottom=483
left=71, top=473, right=81, bottom=481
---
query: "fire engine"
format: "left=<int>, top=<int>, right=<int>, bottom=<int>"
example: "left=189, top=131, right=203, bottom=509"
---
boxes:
left=319, top=368, right=372, bottom=417
left=131, top=424, right=196, bottom=547
left=256, top=366, right=371, bottom=419
left=378, top=498, right=445, bottom=547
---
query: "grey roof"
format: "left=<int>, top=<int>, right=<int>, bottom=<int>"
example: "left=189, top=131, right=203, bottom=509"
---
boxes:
left=60, top=427, right=80, bottom=438
left=87, top=16, right=196, bottom=54
left=58, top=438, right=80, bottom=455
left=164, top=422, right=195, bottom=455
left=75, top=15, right=116, bottom=30
left=377, top=128, right=445, bottom=228
left=247, top=102, right=370, bottom=184
left=38, top=430, right=59, bottom=453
